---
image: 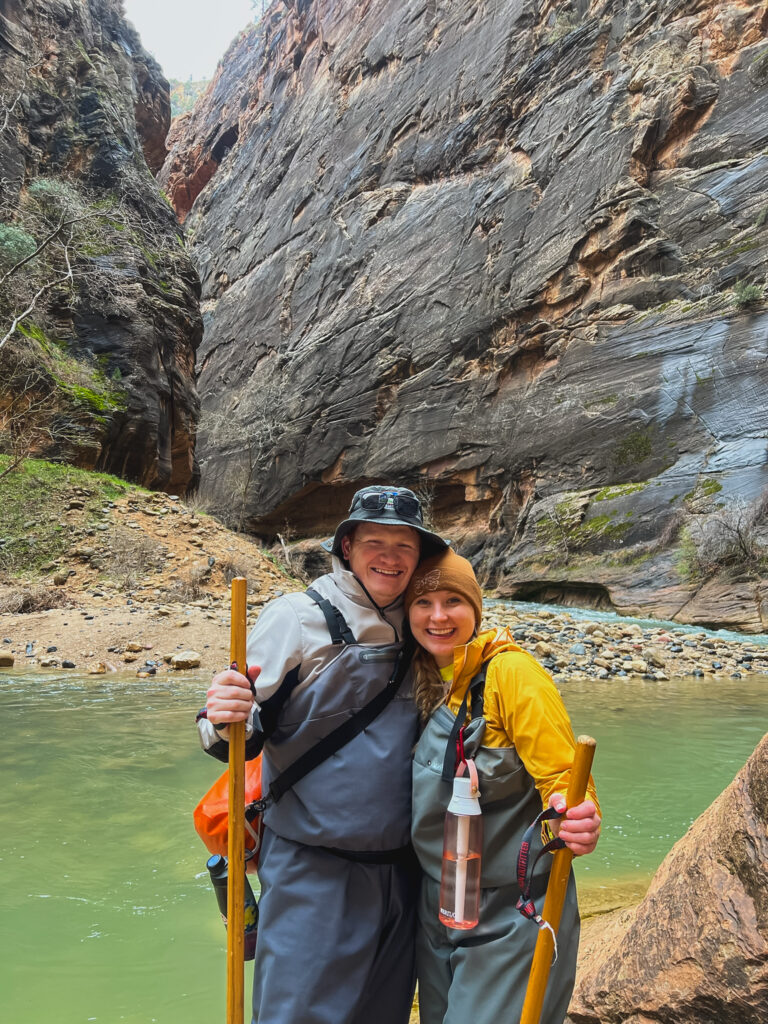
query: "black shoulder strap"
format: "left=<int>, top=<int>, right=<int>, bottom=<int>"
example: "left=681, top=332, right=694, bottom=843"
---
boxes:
left=441, top=664, right=488, bottom=782
left=261, top=641, right=414, bottom=807
left=241, top=587, right=357, bottom=763
left=244, top=664, right=302, bottom=759
left=305, top=587, right=357, bottom=645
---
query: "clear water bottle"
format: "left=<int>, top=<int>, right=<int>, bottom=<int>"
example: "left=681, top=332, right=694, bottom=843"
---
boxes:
left=206, top=854, right=258, bottom=960
left=438, top=774, right=483, bottom=930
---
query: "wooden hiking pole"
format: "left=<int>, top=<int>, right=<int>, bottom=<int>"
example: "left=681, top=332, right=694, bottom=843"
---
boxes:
left=227, top=577, right=248, bottom=1024
left=520, top=736, right=596, bottom=1024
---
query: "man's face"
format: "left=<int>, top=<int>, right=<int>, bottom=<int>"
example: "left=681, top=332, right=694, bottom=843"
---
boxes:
left=342, top=523, right=421, bottom=607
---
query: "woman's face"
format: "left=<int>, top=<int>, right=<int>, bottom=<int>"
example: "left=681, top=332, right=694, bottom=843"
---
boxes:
left=408, top=589, right=476, bottom=668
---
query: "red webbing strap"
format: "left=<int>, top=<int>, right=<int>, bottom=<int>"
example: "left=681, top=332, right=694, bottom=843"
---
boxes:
left=515, top=806, right=566, bottom=926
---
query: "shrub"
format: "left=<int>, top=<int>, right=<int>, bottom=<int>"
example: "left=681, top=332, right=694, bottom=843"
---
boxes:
left=0, top=584, right=74, bottom=614
left=0, top=223, right=37, bottom=269
left=682, top=493, right=768, bottom=579
left=103, top=528, right=167, bottom=590
left=27, top=177, right=81, bottom=213
left=732, top=281, right=764, bottom=308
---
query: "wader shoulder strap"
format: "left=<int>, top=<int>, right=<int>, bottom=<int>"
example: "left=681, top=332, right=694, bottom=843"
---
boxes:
left=441, top=663, right=488, bottom=782
left=261, top=641, right=414, bottom=807
left=305, top=587, right=357, bottom=645
left=244, top=664, right=302, bottom=760
left=247, top=584, right=355, bottom=758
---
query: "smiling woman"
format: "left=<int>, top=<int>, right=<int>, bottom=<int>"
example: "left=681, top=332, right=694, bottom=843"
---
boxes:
left=122, top=0, right=255, bottom=80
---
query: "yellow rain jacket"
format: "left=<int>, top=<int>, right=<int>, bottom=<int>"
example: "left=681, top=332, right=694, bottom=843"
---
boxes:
left=442, top=628, right=599, bottom=811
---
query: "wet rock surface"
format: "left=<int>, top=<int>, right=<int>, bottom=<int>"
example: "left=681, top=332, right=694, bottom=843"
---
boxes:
left=161, top=0, right=768, bottom=628
left=568, top=730, right=768, bottom=1024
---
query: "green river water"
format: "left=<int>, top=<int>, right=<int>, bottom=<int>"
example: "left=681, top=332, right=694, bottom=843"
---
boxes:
left=1, top=669, right=767, bottom=1023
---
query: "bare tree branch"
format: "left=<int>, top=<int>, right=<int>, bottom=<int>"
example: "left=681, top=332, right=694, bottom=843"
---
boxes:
left=0, top=232, right=74, bottom=351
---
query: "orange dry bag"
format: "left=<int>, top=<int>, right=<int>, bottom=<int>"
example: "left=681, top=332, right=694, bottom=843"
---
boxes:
left=193, top=756, right=264, bottom=859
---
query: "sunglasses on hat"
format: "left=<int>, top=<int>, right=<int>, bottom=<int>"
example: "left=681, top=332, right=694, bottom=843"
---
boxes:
left=354, top=489, right=422, bottom=520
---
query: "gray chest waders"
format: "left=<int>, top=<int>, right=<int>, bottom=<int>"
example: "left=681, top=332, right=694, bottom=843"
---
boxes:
left=250, top=589, right=420, bottom=1024
left=412, top=663, right=580, bottom=1024
left=412, top=664, right=560, bottom=890
left=256, top=588, right=420, bottom=854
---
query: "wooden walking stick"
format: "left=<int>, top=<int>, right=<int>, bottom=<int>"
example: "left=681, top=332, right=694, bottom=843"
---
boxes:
left=227, top=578, right=248, bottom=1024
left=520, top=736, right=596, bottom=1024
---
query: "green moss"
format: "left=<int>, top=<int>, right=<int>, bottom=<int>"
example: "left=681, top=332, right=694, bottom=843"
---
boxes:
left=75, top=39, right=96, bottom=70
left=576, top=514, right=631, bottom=542
left=594, top=481, right=648, bottom=502
left=613, top=429, right=653, bottom=467
left=584, top=393, right=619, bottom=410
left=684, top=477, right=723, bottom=502
left=535, top=493, right=632, bottom=561
left=16, top=321, right=50, bottom=346
left=0, top=458, right=139, bottom=576
left=17, top=322, right=128, bottom=414
left=57, top=383, right=121, bottom=413
left=727, top=239, right=760, bottom=257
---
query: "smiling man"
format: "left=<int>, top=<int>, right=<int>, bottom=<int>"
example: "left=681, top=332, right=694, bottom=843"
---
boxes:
left=199, top=485, right=447, bottom=1024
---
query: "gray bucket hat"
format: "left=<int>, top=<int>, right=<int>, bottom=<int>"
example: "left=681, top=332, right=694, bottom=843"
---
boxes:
left=323, top=485, right=448, bottom=559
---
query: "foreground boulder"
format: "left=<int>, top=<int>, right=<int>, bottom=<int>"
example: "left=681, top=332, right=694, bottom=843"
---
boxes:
left=569, top=732, right=768, bottom=1024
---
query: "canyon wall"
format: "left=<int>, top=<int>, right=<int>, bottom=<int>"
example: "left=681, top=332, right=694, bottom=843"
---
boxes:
left=162, top=0, right=768, bottom=626
left=0, top=0, right=201, bottom=491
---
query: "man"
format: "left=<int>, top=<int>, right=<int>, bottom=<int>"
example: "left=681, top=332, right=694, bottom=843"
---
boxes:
left=199, top=485, right=447, bottom=1024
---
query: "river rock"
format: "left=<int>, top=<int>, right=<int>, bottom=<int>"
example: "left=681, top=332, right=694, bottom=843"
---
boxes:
left=568, top=732, right=768, bottom=1024
left=171, top=650, right=201, bottom=669
left=0, top=653, right=15, bottom=667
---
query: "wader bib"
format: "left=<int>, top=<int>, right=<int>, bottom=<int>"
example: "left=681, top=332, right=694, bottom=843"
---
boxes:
left=412, top=668, right=579, bottom=1024
left=252, top=600, right=420, bottom=1024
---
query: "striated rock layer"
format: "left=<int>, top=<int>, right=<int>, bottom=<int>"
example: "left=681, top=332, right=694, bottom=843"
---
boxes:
left=162, top=0, right=768, bottom=625
left=569, top=731, right=768, bottom=1024
left=0, top=0, right=201, bottom=491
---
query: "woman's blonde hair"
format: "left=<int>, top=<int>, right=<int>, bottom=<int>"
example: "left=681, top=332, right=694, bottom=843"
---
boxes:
left=411, top=645, right=446, bottom=723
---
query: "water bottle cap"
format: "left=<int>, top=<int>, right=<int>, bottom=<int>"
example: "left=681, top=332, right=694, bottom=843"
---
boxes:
left=447, top=774, right=482, bottom=815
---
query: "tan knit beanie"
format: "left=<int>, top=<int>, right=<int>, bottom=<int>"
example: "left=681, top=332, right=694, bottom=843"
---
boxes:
left=404, top=548, right=483, bottom=627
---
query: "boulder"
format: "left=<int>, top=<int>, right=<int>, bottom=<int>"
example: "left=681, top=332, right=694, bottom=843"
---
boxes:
left=171, top=650, right=201, bottom=669
left=568, top=732, right=768, bottom=1024
left=0, top=653, right=15, bottom=667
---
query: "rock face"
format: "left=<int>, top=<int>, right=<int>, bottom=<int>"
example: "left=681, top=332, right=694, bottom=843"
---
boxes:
left=162, top=0, right=768, bottom=625
left=0, top=0, right=201, bottom=491
left=569, top=731, right=768, bottom=1024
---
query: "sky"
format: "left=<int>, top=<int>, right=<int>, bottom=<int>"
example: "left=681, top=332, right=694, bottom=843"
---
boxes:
left=122, top=0, right=256, bottom=81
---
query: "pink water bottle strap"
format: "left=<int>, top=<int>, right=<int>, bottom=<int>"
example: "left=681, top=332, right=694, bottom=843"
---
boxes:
left=456, top=756, right=479, bottom=794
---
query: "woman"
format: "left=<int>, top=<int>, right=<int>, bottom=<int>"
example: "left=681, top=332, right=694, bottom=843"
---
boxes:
left=405, top=548, right=601, bottom=1024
